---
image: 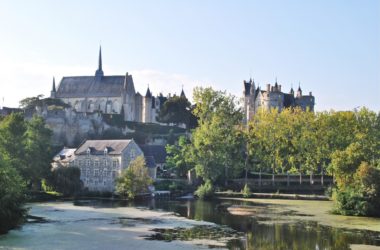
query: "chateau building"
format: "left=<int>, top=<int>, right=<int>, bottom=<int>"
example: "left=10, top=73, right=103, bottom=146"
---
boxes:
left=50, top=47, right=183, bottom=124
left=243, top=78, right=315, bottom=123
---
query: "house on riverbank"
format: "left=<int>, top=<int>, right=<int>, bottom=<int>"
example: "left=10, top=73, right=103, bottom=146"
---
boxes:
left=53, top=139, right=158, bottom=192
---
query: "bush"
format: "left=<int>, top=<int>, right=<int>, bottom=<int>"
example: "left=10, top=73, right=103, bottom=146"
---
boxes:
left=242, top=184, right=251, bottom=198
left=333, top=162, right=380, bottom=217
left=333, top=188, right=369, bottom=216
left=194, top=180, right=214, bottom=200
left=116, top=156, right=153, bottom=199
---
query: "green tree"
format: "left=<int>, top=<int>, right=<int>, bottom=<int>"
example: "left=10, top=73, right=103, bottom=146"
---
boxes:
left=0, top=159, right=26, bottom=234
left=0, top=113, right=27, bottom=176
left=24, top=115, right=53, bottom=189
left=116, top=156, right=153, bottom=199
left=190, top=87, right=244, bottom=184
left=165, top=136, right=194, bottom=177
left=49, top=166, right=82, bottom=196
left=157, top=95, right=193, bottom=127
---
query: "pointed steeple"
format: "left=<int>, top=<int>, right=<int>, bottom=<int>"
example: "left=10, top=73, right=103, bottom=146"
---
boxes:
left=50, top=77, right=57, bottom=98
left=145, top=85, right=152, bottom=98
left=52, top=77, right=56, bottom=92
left=180, top=85, right=186, bottom=98
left=95, top=46, right=104, bottom=79
left=297, top=82, right=302, bottom=97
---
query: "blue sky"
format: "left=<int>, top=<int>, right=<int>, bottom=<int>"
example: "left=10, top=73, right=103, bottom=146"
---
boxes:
left=0, top=0, right=379, bottom=111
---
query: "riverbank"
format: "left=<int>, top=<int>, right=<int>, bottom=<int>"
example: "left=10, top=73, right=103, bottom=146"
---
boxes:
left=218, top=197, right=380, bottom=232
left=216, top=191, right=330, bottom=200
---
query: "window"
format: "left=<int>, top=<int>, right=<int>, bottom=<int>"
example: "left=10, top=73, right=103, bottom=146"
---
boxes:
left=86, top=159, right=91, bottom=166
left=86, top=148, right=91, bottom=156
left=112, top=160, right=117, bottom=168
left=104, top=148, right=108, bottom=156
left=130, top=149, right=136, bottom=159
left=103, top=159, right=107, bottom=167
left=94, top=169, right=99, bottom=177
left=94, top=160, right=99, bottom=167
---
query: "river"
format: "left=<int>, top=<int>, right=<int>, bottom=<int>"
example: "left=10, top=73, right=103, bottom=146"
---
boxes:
left=1, top=198, right=380, bottom=249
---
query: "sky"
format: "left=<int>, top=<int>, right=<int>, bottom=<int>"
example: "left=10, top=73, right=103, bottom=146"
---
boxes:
left=0, top=0, right=379, bottom=111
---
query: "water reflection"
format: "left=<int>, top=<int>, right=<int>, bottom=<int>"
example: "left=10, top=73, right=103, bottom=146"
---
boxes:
left=74, top=199, right=380, bottom=249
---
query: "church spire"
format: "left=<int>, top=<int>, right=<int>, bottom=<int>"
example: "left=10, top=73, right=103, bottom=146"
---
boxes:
left=50, top=77, right=57, bottom=98
left=95, top=46, right=104, bottom=78
left=52, top=77, right=56, bottom=92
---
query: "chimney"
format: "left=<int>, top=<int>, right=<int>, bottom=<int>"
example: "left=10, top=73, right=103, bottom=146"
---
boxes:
left=309, top=92, right=312, bottom=96
left=279, top=85, right=282, bottom=92
left=266, top=84, right=270, bottom=92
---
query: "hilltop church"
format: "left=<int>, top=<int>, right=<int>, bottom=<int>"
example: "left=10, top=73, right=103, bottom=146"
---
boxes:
left=243, top=78, right=315, bottom=123
left=50, top=47, right=186, bottom=124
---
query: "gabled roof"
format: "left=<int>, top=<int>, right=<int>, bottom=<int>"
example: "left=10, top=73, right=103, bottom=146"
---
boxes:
left=56, top=75, right=131, bottom=98
left=139, top=145, right=167, bottom=164
left=75, top=139, right=133, bottom=155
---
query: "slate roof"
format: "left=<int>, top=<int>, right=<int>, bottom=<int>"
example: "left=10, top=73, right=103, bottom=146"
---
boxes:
left=75, top=139, right=133, bottom=155
left=145, top=156, right=156, bottom=168
left=139, top=145, right=167, bottom=164
left=56, top=75, right=130, bottom=98
left=53, top=148, right=76, bottom=162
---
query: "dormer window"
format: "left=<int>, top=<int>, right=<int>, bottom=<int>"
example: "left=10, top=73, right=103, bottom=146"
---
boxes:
left=86, top=148, right=91, bottom=156
left=104, top=147, right=108, bottom=156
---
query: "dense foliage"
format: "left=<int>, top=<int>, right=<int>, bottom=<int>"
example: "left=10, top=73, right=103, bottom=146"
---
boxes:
left=116, top=156, right=153, bottom=199
left=157, top=95, right=196, bottom=128
left=48, top=166, right=82, bottom=196
left=166, top=87, right=380, bottom=216
left=19, top=95, right=69, bottom=110
left=0, top=112, right=54, bottom=233
left=0, top=160, right=26, bottom=234
left=194, top=180, right=214, bottom=200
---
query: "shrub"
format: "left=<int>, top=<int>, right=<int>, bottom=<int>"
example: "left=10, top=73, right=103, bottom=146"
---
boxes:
left=242, top=184, right=251, bottom=198
left=332, top=188, right=369, bottom=216
left=194, top=180, right=214, bottom=200
left=116, top=156, right=153, bottom=199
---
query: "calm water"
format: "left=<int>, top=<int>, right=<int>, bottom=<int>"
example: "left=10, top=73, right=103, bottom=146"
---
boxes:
left=1, top=199, right=380, bottom=250
left=80, top=198, right=380, bottom=249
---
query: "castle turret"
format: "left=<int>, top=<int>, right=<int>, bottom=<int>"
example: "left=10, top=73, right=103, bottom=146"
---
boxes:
left=143, top=86, right=153, bottom=123
left=249, top=78, right=255, bottom=95
left=297, top=84, right=302, bottom=97
left=95, top=46, right=104, bottom=80
left=50, top=77, right=56, bottom=98
left=180, top=85, right=186, bottom=98
left=290, top=85, right=294, bottom=96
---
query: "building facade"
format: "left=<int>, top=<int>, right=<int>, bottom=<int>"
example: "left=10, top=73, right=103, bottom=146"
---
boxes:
left=243, top=78, right=315, bottom=123
left=73, top=139, right=145, bottom=192
left=50, top=47, right=179, bottom=124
